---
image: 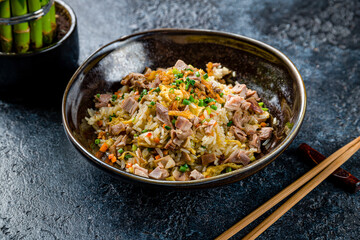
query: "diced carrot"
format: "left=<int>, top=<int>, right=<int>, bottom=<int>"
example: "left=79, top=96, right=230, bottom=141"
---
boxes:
left=206, top=175, right=211, bottom=178
left=108, top=154, right=114, bottom=159
left=199, top=115, right=205, bottom=121
left=154, top=137, right=160, bottom=143
left=214, top=121, right=218, bottom=126
left=162, top=124, right=166, bottom=129
left=96, top=120, right=103, bottom=127
left=110, top=156, right=117, bottom=163
left=135, top=91, right=139, bottom=95
left=146, top=132, right=152, bottom=137
left=99, top=143, right=108, bottom=152
left=126, top=163, right=132, bottom=168
left=163, top=150, right=168, bottom=155
left=155, top=155, right=161, bottom=160
left=260, top=122, right=267, bottom=127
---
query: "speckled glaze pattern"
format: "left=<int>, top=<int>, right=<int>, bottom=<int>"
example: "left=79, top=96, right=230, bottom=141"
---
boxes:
left=0, top=0, right=359, bottom=239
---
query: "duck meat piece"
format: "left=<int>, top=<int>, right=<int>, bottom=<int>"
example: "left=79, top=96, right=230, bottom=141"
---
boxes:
left=192, top=116, right=200, bottom=126
left=249, top=134, right=261, bottom=153
left=114, top=135, right=127, bottom=148
left=133, top=164, right=149, bottom=178
left=201, top=153, right=217, bottom=166
left=109, top=144, right=116, bottom=156
left=174, top=129, right=193, bottom=141
left=181, top=152, right=191, bottom=163
left=240, top=101, right=251, bottom=111
left=203, top=119, right=217, bottom=135
left=121, top=73, right=146, bottom=86
left=156, top=103, right=173, bottom=129
left=149, top=166, right=169, bottom=180
left=121, top=97, right=139, bottom=115
left=247, top=97, right=263, bottom=114
left=232, top=83, right=247, bottom=97
left=164, top=139, right=176, bottom=150
left=224, top=150, right=251, bottom=166
left=174, top=59, right=188, bottom=71
left=173, top=169, right=190, bottom=181
left=246, top=89, right=261, bottom=101
left=175, top=116, right=193, bottom=131
left=244, top=123, right=259, bottom=135
left=224, top=95, right=243, bottom=111
left=110, top=122, right=126, bottom=135
left=232, top=110, right=250, bottom=130
left=189, top=169, right=205, bottom=180
left=259, top=127, right=273, bottom=140
left=155, top=155, right=176, bottom=169
left=95, top=94, right=112, bottom=108
left=149, top=76, right=162, bottom=88
left=230, top=126, right=247, bottom=142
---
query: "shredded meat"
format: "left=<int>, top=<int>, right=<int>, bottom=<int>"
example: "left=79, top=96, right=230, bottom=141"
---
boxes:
left=201, top=153, right=217, bottom=166
left=149, top=166, right=169, bottom=180
left=133, top=164, right=149, bottom=178
left=95, top=94, right=112, bottom=108
left=181, top=152, right=191, bottom=163
left=155, top=155, right=176, bottom=169
left=174, top=59, right=188, bottom=71
left=114, top=135, right=127, bottom=149
left=244, top=123, right=259, bottom=135
left=156, top=103, right=173, bottom=129
left=110, top=122, right=126, bottom=135
left=247, top=97, right=263, bottom=114
left=249, top=134, right=261, bottom=153
left=121, top=73, right=148, bottom=90
left=175, top=116, right=193, bottom=131
left=224, top=95, right=243, bottom=111
left=230, top=126, right=247, bottom=142
left=121, top=97, right=139, bottom=115
left=224, top=150, right=251, bottom=166
left=232, top=110, right=250, bottom=130
left=173, top=169, right=190, bottom=181
left=189, top=170, right=205, bottom=180
left=232, top=83, right=247, bottom=97
left=259, top=127, right=273, bottom=140
left=246, top=89, right=261, bottom=101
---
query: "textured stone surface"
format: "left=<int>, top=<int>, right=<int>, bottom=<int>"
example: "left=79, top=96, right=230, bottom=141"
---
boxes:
left=1, top=0, right=360, bottom=239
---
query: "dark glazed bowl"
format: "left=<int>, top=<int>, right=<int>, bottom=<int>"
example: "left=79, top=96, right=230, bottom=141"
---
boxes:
left=0, top=0, right=79, bottom=95
left=62, top=29, right=306, bottom=189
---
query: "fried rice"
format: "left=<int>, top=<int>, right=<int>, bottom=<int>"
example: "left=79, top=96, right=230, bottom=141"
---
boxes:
left=85, top=60, right=274, bottom=181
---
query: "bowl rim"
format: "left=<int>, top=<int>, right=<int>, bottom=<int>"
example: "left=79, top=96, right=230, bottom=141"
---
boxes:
left=62, top=28, right=307, bottom=187
left=0, top=0, right=76, bottom=57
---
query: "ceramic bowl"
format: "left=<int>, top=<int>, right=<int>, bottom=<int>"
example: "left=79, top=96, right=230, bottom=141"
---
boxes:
left=62, top=29, right=306, bottom=189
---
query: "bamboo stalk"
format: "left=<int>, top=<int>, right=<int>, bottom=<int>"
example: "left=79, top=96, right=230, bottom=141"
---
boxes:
left=216, top=136, right=360, bottom=240
left=10, top=0, right=30, bottom=53
left=243, top=139, right=360, bottom=240
left=40, top=0, right=52, bottom=45
left=27, top=0, right=42, bottom=49
left=0, top=0, right=13, bottom=52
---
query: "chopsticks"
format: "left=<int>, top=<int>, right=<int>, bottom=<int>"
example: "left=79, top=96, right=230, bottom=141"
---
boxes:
left=216, top=136, right=360, bottom=240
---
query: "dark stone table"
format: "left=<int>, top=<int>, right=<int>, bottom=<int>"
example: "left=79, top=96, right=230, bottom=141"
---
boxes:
left=1, top=0, right=359, bottom=239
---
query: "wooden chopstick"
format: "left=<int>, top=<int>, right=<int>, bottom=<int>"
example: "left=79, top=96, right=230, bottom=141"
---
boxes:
left=216, top=136, right=360, bottom=240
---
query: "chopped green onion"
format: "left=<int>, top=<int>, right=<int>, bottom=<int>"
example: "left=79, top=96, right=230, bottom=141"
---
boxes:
left=132, top=144, right=137, bottom=151
left=132, top=117, right=136, bottom=123
left=169, top=88, right=174, bottom=93
left=195, top=72, right=200, bottom=77
left=190, top=89, right=194, bottom=94
left=227, top=121, right=233, bottom=127
left=185, top=82, right=190, bottom=90
left=183, top=99, right=190, bottom=105
left=141, top=89, right=148, bottom=97
left=189, top=79, right=195, bottom=86
left=172, top=68, right=180, bottom=74
left=134, top=134, right=138, bottom=137
left=201, top=119, right=206, bottom=124
left=172, top=119, right=176, bottom=125
left=150, top=101, right=156, bottom=106
left=96, top=93, right=100, bottom=98
left=164, top=125, right=171, bottom=130
left=121, top=94, right=125, bottom=99
left=189, top=95, right=195, bottom=103
left=225, top=167, right=232, bottom=173
left=175, top=73, right=184, bottom=79
left=198, top=99, right=205, bottom=107
left=285, top=122, right=294, bottom=129
left=205, top=107, right=212, bottom=115
left=141, top=129, right=148, bottom=133
left=179, top=164, right=189, bottom=172
left=210, top=105, right=218, bottom=110
left=175, top=96, right=181, bottom=101
left=220, top=92, right=224, bottom=97
left=112, top=94, right=117, bottom=102
left=94, top=139, right=100, bottom=144
left=155, top=87, right=161, bottom=92
left=185, top=68, right=193, bottom=72
left=118, top=148, right=124, bottom=154
left=201, top=145, right=206, bottom=149
left=125, top=154, right=132, bottom=160
left=175, top=79, right=183, bottom=85
left=258, top=102, right=264, bottom=107
left=186, top=77, right=190, bottom=81
left=261, top=108, right=269, bottom=111
left=203, top=73, right=208, bottom=80
left=109, top=114, right=116, bottom=122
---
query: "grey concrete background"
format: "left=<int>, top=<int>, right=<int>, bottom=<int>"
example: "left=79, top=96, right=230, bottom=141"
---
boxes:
left=1, top=0, right=360, bottom=239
